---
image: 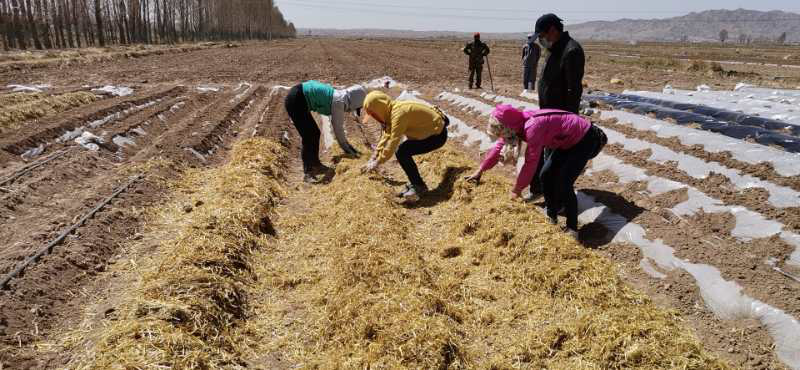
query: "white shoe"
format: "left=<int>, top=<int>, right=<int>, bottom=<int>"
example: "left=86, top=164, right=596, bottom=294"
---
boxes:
left=401, top=184, right=426, bottom=202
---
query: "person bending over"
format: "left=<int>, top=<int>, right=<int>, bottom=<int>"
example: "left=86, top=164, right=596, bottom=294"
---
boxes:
left=360, top=91, right=449, bottom=202
left=477, top=104, right=607, bottom=238
left=284, top=80, right=366, bottom=183
left=465, top=104, right=542, bottom=201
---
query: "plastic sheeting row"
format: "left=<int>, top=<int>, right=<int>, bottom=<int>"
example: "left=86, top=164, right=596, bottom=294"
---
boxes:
left=587, top=92, right=800, bottom=153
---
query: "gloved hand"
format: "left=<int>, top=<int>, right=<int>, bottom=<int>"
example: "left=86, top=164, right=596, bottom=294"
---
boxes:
left=361, top=159, right=379, bottom=174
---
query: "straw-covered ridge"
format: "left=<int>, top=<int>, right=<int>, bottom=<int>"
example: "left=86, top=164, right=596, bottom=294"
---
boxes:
left=0, top=91, right=99, bottom=133
left=74, top=138, right=286, bottom=369
left=245, top=143, right=730, bottom=369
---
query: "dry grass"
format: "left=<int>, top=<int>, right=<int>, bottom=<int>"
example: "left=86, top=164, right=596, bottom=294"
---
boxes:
left=0, top=91, right=98, bottom=133
left=0, top=43, right=232, bottom=70
left=244, top=144, right=730, bottom=369
left=66, top=136, right=729, bottom=368
left=72, top=138, right=286, bottom=369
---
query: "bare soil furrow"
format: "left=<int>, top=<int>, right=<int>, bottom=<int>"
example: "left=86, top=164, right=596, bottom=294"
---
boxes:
left=1, top=86, right=185, bottom=158
left=188, top=86, right=264, bottom=156
left=601, top=143, right=800, bottom=232
left=0, top=86, right=260, bottom=368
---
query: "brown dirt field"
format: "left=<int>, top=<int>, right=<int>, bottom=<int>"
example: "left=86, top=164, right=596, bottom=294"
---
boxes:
left=0, top=38, right=798, bottom=369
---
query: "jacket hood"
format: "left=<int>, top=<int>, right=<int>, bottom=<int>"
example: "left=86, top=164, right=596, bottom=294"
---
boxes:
left=363, top=91, right=393, bottom=124
left=491, top=104, right=527, bottom=131
left=343, top=85, right=367, bottom=114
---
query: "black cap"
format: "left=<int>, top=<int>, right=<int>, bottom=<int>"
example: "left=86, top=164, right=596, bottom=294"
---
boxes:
left=534, top=13, right=564, bottom=37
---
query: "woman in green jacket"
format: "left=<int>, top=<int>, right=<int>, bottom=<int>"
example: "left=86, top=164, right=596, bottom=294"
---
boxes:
left=284, top=80, right=366, bottom=182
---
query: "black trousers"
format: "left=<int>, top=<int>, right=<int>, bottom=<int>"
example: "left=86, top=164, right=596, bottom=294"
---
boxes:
left=396, top=120, right=449, bottom=188
left=540, top=126, right=606, bottom=230
left=285, top=84, right=322, bottom=173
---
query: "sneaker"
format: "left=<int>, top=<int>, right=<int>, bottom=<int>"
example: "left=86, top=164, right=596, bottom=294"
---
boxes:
left=397, top=183, right=412, bottom=198
left=304, top=173, right=321, bottom=184
left=539, top=206, right=558, bottom=224
left=401, top=184, right=427, bottom=202
left=523, top=191, right=542, bottom=202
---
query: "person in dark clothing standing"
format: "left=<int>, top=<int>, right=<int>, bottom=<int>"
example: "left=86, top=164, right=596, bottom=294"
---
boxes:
left=522, top=33, right=541, bottom=91
left=518, top=14, right=587, bottom=203
left=463, top=32, right=491, bottom=89
left=535, top=13, right=585, bottom=114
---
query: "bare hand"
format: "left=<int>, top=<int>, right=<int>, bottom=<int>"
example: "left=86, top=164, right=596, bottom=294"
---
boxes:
left=464, top=171, right=482, bottom=185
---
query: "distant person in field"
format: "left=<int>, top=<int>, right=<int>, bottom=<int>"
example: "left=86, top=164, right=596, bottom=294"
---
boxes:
left=535, top=13, right=585, bottom=113
left=522, top=33, right=541, bottom=91
left=284, top=80, right=366, bottom=183
left=360, top=91, right=449, bottom=202
left=463, top=32, right=491, bottom=89
left=467, top=104, right=607, bottom=239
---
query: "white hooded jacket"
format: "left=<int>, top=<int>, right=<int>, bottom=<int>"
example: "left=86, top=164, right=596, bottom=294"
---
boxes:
left=331, top=85, right=367, bottom=154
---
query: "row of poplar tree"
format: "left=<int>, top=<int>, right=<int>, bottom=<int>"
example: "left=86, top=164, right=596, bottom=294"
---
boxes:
left=0, top=0, right=296, bottom=51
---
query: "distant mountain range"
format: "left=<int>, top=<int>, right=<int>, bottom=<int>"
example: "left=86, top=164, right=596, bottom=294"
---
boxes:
left=569, top=9, right=800, bottom=42
left=299, top=9, right=800, bottom=43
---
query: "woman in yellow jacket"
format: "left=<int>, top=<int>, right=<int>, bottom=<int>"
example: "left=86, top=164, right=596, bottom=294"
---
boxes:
left=361, top=91, right=449, bottom=201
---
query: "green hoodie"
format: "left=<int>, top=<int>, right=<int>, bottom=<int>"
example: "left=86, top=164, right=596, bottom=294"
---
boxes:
left=301, top=80, right=335, bottom=116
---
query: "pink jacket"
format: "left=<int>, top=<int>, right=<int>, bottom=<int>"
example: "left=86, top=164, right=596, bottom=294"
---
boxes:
left=479, top=106, right=591, bottom=192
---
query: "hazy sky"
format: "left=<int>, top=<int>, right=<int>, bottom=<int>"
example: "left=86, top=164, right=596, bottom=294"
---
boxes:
left=277, top=0, right=798, bottom=32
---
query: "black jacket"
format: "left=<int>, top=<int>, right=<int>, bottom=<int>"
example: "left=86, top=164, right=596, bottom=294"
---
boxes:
left=537, top=32, right=584, bottom=114
left=463, top=40, right=490, bottom=67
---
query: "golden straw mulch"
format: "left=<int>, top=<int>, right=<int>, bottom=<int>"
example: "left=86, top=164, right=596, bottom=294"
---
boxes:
left=0, top=91, right=98, bottom=133
left=72, top=138, right=287, bottom=369
left=243, top=143, right=730, bottom=369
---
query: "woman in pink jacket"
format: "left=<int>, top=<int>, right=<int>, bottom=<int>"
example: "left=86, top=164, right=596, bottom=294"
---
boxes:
left=467, top=104, right=606, bottom=235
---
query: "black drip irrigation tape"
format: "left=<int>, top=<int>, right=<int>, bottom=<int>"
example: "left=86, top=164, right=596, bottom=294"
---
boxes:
left=615, top=93, right=800, bottom=137
left=586, top=93, right=800, bottom=153
left=0, top=148, right=73, bottom=187
left=0, top=173, right=144, bottom=289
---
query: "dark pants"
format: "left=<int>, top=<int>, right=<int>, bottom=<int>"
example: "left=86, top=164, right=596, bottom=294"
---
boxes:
left=540, top=126, right=606, bottom=230
left=530, top=149, right=547, bottom=194
left=285, top=84, right=322, bottom=173
left=396, top=120, right=449, bottom=188
left=523, top=66, right=535, bottom=90
left=469, top=64, right=483, bottom=88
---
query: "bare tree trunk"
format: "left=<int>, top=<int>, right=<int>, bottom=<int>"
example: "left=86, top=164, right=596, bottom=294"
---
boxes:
left=71, top=0, right=81, bottom=47
left=22, top=0, right=43, bottom=49
left=52, top=0, right=65, bottom=48
left=11, top=0, right=27, bottom=49
left=93, top=0, right=103, bottom=45
left=35, top=0, right=52, bottom=48
left=1, top=0, right=13, bottom=50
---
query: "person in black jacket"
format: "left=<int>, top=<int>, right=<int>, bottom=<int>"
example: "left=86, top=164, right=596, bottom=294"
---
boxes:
left=463, top=33, right=491, bottom=89
left=522, top=14, right=586, bottom=203
left=535, top=14, right=585, bottom=114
